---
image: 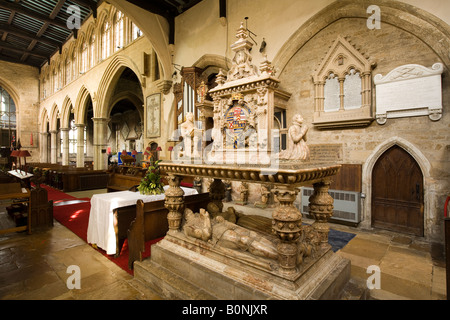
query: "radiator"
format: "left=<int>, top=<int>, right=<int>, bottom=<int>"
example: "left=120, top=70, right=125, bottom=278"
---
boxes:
left=301, top=187, right=361, bottom=224
left=79, top=174, right=109, bottom=190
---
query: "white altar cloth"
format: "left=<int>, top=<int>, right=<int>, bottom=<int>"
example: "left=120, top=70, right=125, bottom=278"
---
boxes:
left=87, top=186, right=197, bottom=255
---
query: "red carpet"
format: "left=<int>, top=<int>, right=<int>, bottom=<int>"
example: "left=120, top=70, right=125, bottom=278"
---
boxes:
left=47, top=185, right=162, bottom=275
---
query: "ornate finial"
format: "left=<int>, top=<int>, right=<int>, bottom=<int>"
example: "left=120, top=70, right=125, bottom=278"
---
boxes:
left=216, top=69, right=226, bottom=85
left=259, top=54, right=275, bottom=76
left=235, top=22, right=248, bottom=41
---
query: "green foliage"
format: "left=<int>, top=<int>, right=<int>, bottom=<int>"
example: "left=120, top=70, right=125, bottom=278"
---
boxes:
left=137, top=160, right=164, bottom=195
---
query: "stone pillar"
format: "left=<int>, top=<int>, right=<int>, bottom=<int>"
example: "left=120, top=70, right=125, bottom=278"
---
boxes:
left=164, top=175, right=185, bottom=233
left=49, top=130, right=58, bottom=164
left=60, top=128, right=69, bottom=166
left=40, top=132, right=49, bottom=163
left=75, top=124, right=85, bottom=168
left=272, top=186, right=302, bottom=274
left=308, top=180, right=334, bottom=249
left=92, top=117, right=108, bottom=170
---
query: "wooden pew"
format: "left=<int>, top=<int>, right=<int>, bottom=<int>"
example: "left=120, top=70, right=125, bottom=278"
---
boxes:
left=107, top=165, right=146, bottom=192
left=107, top=173, right=142, bottom=192
left=126, top=192, right=210, bottom=269
left=27, top=163, right=108, bottom=192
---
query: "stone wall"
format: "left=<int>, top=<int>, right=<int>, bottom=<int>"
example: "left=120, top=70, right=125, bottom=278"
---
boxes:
left=278, top=17, right=449, bottom=241
left=0, top=61, right=40, bottom=162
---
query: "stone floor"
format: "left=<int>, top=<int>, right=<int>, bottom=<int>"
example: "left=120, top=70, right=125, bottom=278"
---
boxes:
left=0, top=188, right=447, bottom=300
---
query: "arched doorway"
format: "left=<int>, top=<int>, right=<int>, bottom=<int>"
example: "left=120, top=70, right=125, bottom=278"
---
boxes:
left=371, top=145, right=424, bottom=236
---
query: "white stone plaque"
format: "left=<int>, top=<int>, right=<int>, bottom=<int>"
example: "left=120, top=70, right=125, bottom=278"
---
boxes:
left=374, top=63, right=443, bottom=124
left=324, top=74, right=340, bottom=112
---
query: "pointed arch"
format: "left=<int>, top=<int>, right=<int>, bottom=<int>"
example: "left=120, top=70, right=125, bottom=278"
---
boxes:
left=74, top=85, right=92, bottom=125
left=60, top=96, right=73, bottom=128
left=0, top=77, right=20, bottom=108
left=48, top=103, right=59, bottom=132
left=106, top=0, right=172, bottom=82
left=108, top=90, right=144, bottom=122
left=95, top=54, right=143, bottom=118
left=362, top=137, right=432, bottom=237
left=273, top=0, right=450, bottom=75
left=39, top=107, right=49, bottom=133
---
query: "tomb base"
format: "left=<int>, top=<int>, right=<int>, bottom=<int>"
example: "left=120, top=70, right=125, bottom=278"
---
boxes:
left=134, top=233, right=351, bottom=300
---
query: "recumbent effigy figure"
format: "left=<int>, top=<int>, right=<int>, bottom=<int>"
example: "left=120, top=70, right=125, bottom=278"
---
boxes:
left=182, top=202, right=320, bottom=266
left=183, top=205, right=278, bottom=260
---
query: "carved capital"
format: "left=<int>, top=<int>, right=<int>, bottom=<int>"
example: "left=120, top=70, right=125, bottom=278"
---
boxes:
left=156, top=79, right=173, bottom=95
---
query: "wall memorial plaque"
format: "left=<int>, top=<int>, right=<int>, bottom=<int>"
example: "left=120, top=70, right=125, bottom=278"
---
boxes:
left=309, top=144, right=343, bottom=162
left=374, top=63, right=444, bottom=124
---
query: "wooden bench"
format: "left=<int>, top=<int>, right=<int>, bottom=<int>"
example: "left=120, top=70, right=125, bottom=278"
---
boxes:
left=124, top=192, right=210, bottom=269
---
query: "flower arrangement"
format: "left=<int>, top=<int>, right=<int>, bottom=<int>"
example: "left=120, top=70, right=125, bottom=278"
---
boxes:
left=137, top=159, right=164, bottom=195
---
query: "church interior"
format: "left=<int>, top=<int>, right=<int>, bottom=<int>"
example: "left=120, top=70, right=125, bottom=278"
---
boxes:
left=0, top=0, right=449, bottom=302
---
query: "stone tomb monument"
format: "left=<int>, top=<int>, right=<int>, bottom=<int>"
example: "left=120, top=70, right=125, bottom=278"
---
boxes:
left=134, top=163, right=349, bottom=299
left=133, top=23, right=351, bottom=300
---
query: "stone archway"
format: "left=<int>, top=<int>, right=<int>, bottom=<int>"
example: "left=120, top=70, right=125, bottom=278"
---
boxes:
left=273, top=0, right=450, bottom=74
left=361, top=137, right=432, bottom=238
left=93, top=58, right=144, bottom=170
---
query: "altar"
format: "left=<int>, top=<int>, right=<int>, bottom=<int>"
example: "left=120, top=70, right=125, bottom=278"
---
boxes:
left=87, top=186, right=198, bottom=255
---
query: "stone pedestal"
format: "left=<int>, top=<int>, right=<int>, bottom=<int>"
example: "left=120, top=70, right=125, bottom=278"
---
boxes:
left=134, top=234, right=350, bottom=300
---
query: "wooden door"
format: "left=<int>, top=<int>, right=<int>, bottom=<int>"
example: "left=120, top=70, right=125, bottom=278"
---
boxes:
left=372, top=145, right=424, bottom=236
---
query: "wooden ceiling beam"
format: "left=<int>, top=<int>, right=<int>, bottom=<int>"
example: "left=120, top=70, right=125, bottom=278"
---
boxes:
left=0, top=0, right=68, bottom=30
left=0, top=23, right=61, bottom=51
left=0, top=40, right=49, bottom=60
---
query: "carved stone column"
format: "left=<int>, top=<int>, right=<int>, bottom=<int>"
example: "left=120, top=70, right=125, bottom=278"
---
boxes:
left=272, top=187, right=302, bottom=274
left=75, top=124, right=85, bottom=168
left=40, top=132, right=49, bottom=163
left=164, top=175, right=185, bottom=233
left=49, top=130, right=58, bottom=164
left=60, top=128, right=69, bottom=166
left=92, top=117, right=108, bottom=170
left=308, top=180, right=334, bottom=248
left=208, top=178, right=225, bottom=212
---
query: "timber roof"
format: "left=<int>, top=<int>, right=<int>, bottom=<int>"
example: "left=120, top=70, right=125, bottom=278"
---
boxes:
left=0, top=0, right=203, bottom=68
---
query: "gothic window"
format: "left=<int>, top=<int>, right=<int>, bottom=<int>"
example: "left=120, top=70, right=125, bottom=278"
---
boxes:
left=61, top=119, right=87, bottom=155
left=312, top=35, right=374, bottom=129
left=0, top=87, right=16, bottom=129
left=72, top=50, right=77, bottom=80
left=131, top=22, right=141, bottom=41
left=101, top=21, right=111, bottom=60
left=65, top=58, right=71, bottom=85
left=81, top=41, right=88, bottom=73
left=89, top=34, right=96, bottom=68
left=53, top=69, right=58, bottom=93
left=58, top=66, right=62, bottom=91
left=114, top=11, right=124, bottom=51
